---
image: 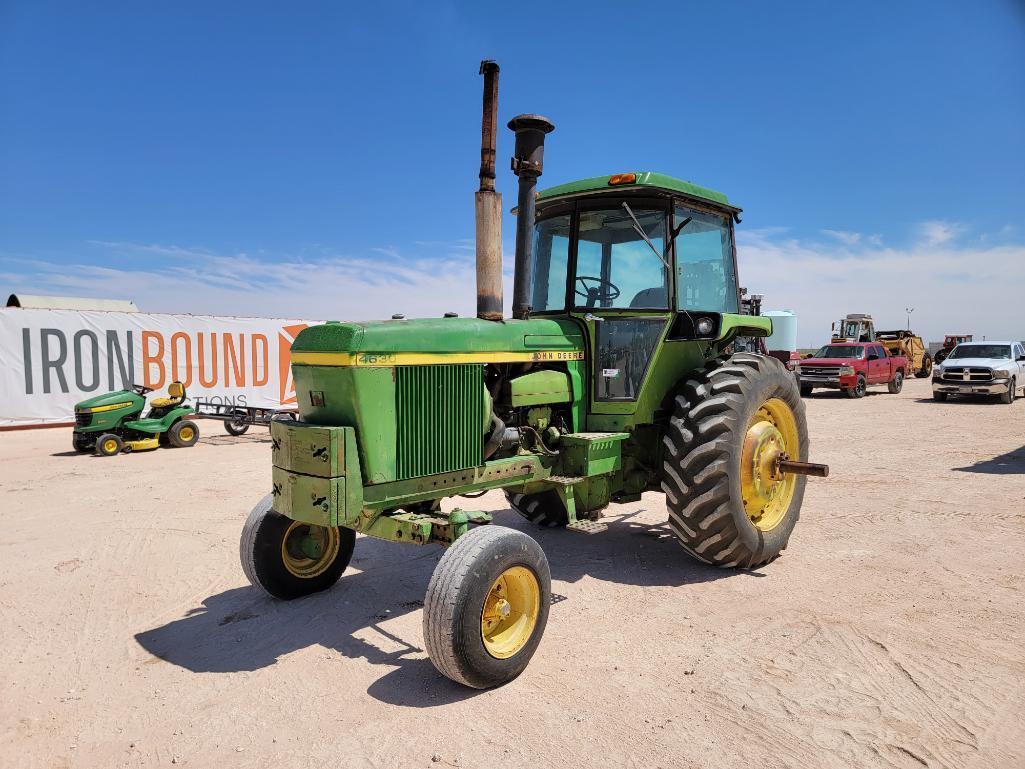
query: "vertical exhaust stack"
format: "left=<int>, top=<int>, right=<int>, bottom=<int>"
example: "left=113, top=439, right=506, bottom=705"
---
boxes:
left=508, top=114, right=555, bottom=320
left=475, top=61, right=503, bottom=321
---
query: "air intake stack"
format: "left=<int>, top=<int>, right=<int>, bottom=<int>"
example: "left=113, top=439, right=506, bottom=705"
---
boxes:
left=475, top=61, right=503, bottom=321
left=508, top=114, right=555, bottom=320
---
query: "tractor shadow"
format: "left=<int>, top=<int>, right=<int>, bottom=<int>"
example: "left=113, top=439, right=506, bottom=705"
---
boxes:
left=953, top=445, right=1025, bottom=474
left=134, top=506, right=753, bottom=707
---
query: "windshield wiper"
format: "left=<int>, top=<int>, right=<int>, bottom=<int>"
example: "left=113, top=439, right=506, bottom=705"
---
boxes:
left=621, top=202, right=670, bottom=269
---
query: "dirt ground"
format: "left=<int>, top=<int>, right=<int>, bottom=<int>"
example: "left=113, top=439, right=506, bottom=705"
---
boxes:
left=2, top=376, right=1024, bottom=769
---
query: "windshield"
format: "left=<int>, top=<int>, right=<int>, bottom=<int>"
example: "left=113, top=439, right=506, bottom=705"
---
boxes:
left=948, top=344, right=1011, bottom=360
left=812, top=345, right=863, bottom=359
left=575, top=207, right=668, bottom=309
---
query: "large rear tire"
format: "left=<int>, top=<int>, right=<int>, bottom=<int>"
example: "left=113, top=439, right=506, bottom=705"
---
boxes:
left=504, top=490, right=568, bottom=527
left=423, top=526, right=550, bottom=689
left=240, top=494, right=355, bottom=600
left=661, top=353, right=809, bottom=569
left=915, top=354, right=933, bottom=378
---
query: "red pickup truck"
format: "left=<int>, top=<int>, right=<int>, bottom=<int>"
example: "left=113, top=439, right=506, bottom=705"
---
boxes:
left=798, top=342, right=907, bottom=398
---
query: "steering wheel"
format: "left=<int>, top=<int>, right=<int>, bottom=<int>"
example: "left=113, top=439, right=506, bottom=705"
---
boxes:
left=132, top=384, right=155, bottom=396
left=575, top=275, right=621, bottom=308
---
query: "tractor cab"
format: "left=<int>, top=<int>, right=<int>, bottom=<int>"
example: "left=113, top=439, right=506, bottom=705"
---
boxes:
left=527, top=172, right=760, bottom=412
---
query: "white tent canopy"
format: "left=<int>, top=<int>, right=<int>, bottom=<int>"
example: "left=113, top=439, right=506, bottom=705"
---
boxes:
left=6, top=294, right=139, bottom=312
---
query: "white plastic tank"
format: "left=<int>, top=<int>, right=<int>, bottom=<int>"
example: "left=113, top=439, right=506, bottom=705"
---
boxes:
left=762, top=310, right=798, bottom=352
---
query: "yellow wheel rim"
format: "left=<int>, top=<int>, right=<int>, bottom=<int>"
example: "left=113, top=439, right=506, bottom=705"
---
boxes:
left=480, top=566, right=540, bottom=659
left=280, top=521, right=341, bottom=579
left=741, top=397, right=800, bottom=532
left=178, top=426, right=195, bottom=442
left=102, top=439, right=118, bottom=454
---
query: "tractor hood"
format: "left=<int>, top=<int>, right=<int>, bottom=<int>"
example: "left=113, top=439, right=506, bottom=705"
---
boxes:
left=75, top=389, right=143, bottom=411
left=291, top=317, right=584, bottom=366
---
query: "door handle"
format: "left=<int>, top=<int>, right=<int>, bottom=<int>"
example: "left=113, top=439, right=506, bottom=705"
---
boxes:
left=584, top=313, right=604, bottom=323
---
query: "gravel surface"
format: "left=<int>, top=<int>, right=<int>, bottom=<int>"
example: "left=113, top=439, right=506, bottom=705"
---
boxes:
left=1, top=376, right=1023, bottom=769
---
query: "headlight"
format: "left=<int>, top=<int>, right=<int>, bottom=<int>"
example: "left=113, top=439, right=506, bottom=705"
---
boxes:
left=992, top=369, right=1011, bottom=380
left=932, top=367, right=943, bottom=378
left=695, top=317, right=714, bottom=335
left=839, top=365, right=855, bottom=375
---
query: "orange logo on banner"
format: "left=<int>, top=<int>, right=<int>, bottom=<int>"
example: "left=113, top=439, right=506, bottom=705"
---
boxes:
left=277, top=324, right=309, bottom=405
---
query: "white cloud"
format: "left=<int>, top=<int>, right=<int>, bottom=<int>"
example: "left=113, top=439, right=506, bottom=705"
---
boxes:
left=1, top=241, right=490, bottom=321
left=821, top=229, right=861, bottom=246
left=738, top=224, right=1025, bottom=347
left=917, top=220, right=965, bottom=247
left=4, top=223, right=1023, bottom=348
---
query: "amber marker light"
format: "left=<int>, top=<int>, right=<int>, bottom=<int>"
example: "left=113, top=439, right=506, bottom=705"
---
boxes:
left=608, top=173, right=637, bottom=185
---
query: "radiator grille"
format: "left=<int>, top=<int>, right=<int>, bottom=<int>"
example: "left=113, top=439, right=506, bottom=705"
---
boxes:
left=75, top=412, right=92, bottom=427
left=395, top=364, right=485, bottom=480
left=942, top=367, right=992, bottom=382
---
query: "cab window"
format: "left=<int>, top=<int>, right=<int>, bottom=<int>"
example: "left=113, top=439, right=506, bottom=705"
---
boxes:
left=529, top=214, right=571, bottom=312
left=673, top=206, right=738, bottom=313
left=574, top=207, right=668, bottom=310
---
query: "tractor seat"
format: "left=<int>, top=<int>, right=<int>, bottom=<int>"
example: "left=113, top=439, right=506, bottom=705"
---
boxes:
left=150, top=381, right=186, bottom=409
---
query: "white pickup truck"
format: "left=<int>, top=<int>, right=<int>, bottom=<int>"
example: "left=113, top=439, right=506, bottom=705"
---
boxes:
left=932, top=341, right=1025, bottom=404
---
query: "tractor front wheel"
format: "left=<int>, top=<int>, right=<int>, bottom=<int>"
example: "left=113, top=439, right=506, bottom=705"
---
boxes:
left=661, top=353, right=809, bottom=569
left=168, top=420, right=200, bottom=448
left=423, top=525, right=551, bottom=688
left=96, top=433, right=122, bottom=457
left=240, top=494, right=355, bottom=599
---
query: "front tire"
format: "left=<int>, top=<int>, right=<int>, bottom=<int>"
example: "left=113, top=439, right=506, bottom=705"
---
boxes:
left=240, top=494, right=355, bottom=600
left=423, top=526, right=551, bottom=689
left=799, top=384, right=813, bottom=397
left=168, top=419, right=200, bottom=448
left=661, top=353, right=809, bottom=569
left=96, top=433, right=122, bottom=457
left=888, top=370, right=904, bottom=394
left=933, top=391, right=948, bottom=402
left=1002, top=378, right=1016, bottom=404
left=846, top=375, right=867, bottom=398
left=73, top=433, right=95, bottom=453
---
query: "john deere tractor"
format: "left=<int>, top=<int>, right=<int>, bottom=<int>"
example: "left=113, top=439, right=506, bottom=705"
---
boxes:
left=73, top=381, right=200, bottom=456
left=239, top=62, right=828, bottom=689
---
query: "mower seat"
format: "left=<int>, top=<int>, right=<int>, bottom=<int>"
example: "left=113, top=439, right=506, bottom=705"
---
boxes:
left=150, top=381, right=186, bottom=409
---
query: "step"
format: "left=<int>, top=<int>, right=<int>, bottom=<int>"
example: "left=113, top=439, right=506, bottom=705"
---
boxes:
left=566, top=519, right=608, bottom=535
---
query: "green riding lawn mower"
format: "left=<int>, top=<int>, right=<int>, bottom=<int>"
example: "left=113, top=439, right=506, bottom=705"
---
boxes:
left=238, top=62, right=829, bottom=689
left=73, top=381, right=200, bottom=456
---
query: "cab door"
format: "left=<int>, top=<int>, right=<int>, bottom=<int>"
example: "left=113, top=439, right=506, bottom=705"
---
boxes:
left=569, top=201, right=672, bottom=417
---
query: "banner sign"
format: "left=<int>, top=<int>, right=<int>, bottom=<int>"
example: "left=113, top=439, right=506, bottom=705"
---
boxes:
left=0, top=308, right=320, bottom=427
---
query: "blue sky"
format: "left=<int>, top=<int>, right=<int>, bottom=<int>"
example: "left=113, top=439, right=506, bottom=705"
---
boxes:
left=2, top=1, right=1024, bottom=344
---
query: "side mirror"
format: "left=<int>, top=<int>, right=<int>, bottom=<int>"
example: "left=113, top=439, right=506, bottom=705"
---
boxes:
left=1017, top=355, right=1025, bottom=362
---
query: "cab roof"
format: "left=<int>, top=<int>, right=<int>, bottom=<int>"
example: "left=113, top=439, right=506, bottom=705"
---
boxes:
left=537, top=172, right=737, bottom=212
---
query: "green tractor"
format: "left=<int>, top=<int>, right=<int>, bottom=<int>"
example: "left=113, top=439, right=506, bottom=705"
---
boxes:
left=73, top=381, right=200, bottom=456
left=239, top=62, right=828, bottom=689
